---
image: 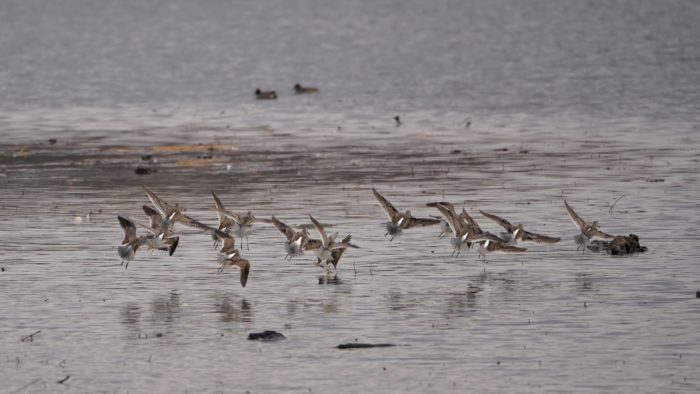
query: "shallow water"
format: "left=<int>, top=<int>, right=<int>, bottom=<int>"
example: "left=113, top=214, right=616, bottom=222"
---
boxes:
left=2, top=0, right=700, bottom=393
left=1, top=110, right=699, bottom=393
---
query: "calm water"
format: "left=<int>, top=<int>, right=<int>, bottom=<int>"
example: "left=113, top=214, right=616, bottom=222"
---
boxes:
left=2, top=0, right=700, bottom=393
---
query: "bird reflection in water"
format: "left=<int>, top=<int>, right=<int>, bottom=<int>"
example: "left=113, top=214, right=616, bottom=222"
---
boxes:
left=214, top=295, right=252, bottom=323
left=445, top=284, right=481, bottom=317
left=151, top=290, right=181, bottom=323
left=120, top=302, right=141, bottom=325
left=318, top=275, right=342, bottom=285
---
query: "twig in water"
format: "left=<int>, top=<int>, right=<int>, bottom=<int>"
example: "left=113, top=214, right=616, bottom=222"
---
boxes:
left=457, top=117, right=471, bottom=128
left=609, top=194, right=626, bottom=214
left=8, top=378, right=41, bottom=394
left=21, top=330, right=41, bottom=342
left=57, top=376, right=70, bottom=384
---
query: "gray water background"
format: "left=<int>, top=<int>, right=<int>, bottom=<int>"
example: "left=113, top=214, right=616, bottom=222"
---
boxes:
left=1, top=0, right=700, bottom=392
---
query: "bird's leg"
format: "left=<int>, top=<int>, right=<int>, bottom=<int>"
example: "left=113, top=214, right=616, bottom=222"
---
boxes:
left=455, top=250, right=461, bottom=258
left=246, top=235, right=250, bottom=251
left=217, top=264, right=225, bottom=274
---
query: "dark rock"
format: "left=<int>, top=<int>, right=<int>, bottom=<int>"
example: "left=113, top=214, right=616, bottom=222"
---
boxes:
left=247, top=330, right=286, bottom=341
left=587, top=234, right=647, bottom=255
left=134, top=167, right=155, bottom=175
left=48, top=138, right=58, bottom=145
left=337, top=343, right=395, bottom=349
left=141, top=154, right=153, bottom=161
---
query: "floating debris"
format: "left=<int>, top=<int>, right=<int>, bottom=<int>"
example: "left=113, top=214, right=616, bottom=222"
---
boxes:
left=247, top=330, right=286, bottom=341
left=588, top=234, right=647, bottom=255
left=394, top=116, right=402, bottom=126
left=645, top=178, right=665, bottom=183
left=21, top=330, right=41, bottom=342
left=337, top=343, right=395, bottom=349
left=57, top=375, right=70, bottom=384
left=134, top=167, right=155, bottom=175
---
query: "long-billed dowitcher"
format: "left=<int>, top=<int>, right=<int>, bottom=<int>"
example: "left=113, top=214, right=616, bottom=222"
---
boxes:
left=479, top=210, right=560, bottom=245
left=308, top=215, right=359, bottom=273
left=210, top=192, right=268, bottom=251
left=477, top=239, right=527, bottom=262
left=372, top=188, right=440, bottom=241
left=117, top=216, right=148, bottom=268
left=143, top=186, right=227, bottom=239
left=563, top=199, right=614, bottom=253
left=217, top=236, right=250, bottom=287
left=429, top=202, right=506, bottom=257
left=141, top=205, right=180, bottom=256
left=211, top=191, right=237, bottom=248
left=271, top=216, right=319, bottom=261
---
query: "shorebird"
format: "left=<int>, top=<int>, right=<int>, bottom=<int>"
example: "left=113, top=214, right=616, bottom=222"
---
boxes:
left=294, top=84, right=319, bottom=94
left=211, top=197, right=266, bottom=251
left=271, top=216, right=318, bottom=261
left=308, top=215, right=359, bottom=273
left=477, top=239, right=527, bottom=261
left=217, top=236, right=250, bottom=287
left=143, top=186, right=227, bottom=239
left=117, top=216, right=147, bottom=268
left=255, top=89, right=278, bottom=99
left=429, top=202, right=506, bottom=257
left=211, top=191, right=237, bottom=248
left=479, top=210, right=560, bottom=245
left=372, top=188, right=440, bottom=241
left=563, top=199, right=615, bottom=253
left=141, top=205, right=180, bottom=256
left=436, top=219, right=452, bottom=239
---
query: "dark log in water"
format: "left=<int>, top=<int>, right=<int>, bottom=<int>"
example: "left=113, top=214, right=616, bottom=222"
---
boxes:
left=247, top=331, right=286, bottom=341
left=337, top=343, right=395, bottom=349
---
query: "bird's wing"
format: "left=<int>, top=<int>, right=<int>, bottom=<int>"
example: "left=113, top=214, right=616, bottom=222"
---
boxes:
left=563, top=199, right=587, bottom=231
left=432, top=203, right=463, bottom=236
left=407, top=217, right=442, bottom=228
left=233, top=258, right=250, bottom=287
left=220, top=236, right=237, bottom=254
left=468, top=232, right=508, bottom=244
left=460, top=208, right=483, bottom=233
left=590, top=228, right=615, bottom=239
left=211, top=191, right=236, bottom=228
left=271, top=216, right=296, bottom=242
left=372, top=188, right=400, bottom=221
left=175, top=213, right=224, bottom=237
left=303, top=238, right=322, bottom=251
left=479, top=210, right=516, bottom=233
left=118, top=216, right=138, bottom=244
left=142, top=205, right=163, bottom=232
left=216, top=208, right=242, bottom=224
left=426, top=201, right=455, bottom=211
left=143, top=186, right=172, bottom=217
left=522, top=230, right=561, bottom=244
left=493, top=243, right=527, bottom=253
left=308, top=215, right=329, bottom=246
